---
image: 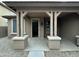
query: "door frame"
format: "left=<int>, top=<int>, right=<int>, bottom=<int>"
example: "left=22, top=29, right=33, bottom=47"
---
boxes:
left=31, top=18, right=40, bottom=37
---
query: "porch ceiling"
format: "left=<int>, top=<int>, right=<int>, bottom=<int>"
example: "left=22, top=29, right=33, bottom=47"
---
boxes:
left=27, top=12, right=48, bottom=17
left=3, top=1, right=79, bottom=7
left=58, top=12, right=78, bottom=18
left=3, top=1, right=79, bottom=11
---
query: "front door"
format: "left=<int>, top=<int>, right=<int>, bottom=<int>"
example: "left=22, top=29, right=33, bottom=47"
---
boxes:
left=32, top=19, right=38, bottom=37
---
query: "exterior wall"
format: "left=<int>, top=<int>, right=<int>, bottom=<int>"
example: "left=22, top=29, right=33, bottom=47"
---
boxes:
left=0, top=17, right=8, bottom=26
left=0, top=5, right=15, bottom=38
left=0, top=5, right=15, bottom=16
left=58, top=13, right=79, bottom=43
left=0, top=17, right=8, bottom=37
left=0, top=4, right=15, bottom=27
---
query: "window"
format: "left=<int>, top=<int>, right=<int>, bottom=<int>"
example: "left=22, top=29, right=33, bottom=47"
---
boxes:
left=13, top=19, right=17, bottom=32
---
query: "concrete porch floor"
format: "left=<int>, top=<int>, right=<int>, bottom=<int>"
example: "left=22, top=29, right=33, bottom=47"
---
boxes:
left=60, top=39, right=79, bottom=51
left=25, top=37, right=79, bottom=51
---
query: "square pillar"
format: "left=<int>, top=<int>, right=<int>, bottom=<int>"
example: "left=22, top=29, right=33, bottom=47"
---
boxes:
left=16, top=11, right=24, bottom=37
left=50, top=11, right=53, bottom=36
left=47, top=11, right=61, bottom=50
left=54, top=11, right=61, bottom=36
left=54, top=12, right=57, bottom=36
left=12, top=11, right=29, bottom=50
left=20, top=11, right=24, bottom=37
left=24, top=19, right=26, bottom=35
left=16, top=11, right=20, bottom=36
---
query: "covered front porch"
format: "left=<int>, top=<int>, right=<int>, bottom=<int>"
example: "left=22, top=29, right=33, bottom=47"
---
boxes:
left=12, top=10, right=79, bottom=50
left=12, top=11, right=79, bottom=50
left=4, top=1, right=79, bottom=50
left=12, top=10, right=61, bottom=50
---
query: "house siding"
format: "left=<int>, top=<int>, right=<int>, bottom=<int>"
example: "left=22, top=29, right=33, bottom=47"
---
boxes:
left=0, top=4, right=15, bottom=38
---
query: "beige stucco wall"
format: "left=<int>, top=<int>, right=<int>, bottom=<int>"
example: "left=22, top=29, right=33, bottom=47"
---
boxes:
left=0, top=5, right=15, bottom=16
left=0, top=5, right=16, bottom=27
left=58, top=13, right=79, bottom=43
left=0, top=17, right=8, bottom=26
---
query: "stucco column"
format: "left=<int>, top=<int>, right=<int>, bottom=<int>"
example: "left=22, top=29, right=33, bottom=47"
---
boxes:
left=47, top=11, right=61, bottom=50
left=16, top=11, right=20, bottom=36
left=20, top=11, right=24, bottom=37
left=54, top=12, right=57, bottom=36
left=24, top=19, right=26, bottom=34
left=12, top=11, right=29, bottom=50
left=50, top=11, right=53, bottom=36
left=16, top=11, right=24, bottom=37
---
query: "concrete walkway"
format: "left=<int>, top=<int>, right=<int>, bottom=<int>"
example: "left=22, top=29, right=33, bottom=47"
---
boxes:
left=28, top=50, right=44, bottom=57
left=25, top=38, right=49, bottom=57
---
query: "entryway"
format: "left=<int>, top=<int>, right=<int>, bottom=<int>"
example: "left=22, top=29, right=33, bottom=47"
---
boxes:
left=26, top=12, right=50, bottom=57
left=32, top=19, right=38, bottom=37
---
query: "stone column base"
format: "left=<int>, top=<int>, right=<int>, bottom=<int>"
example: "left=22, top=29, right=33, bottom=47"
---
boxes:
left=12, top=35, right=29, bottom=50
left=47, top=36, right=61, bottom=50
